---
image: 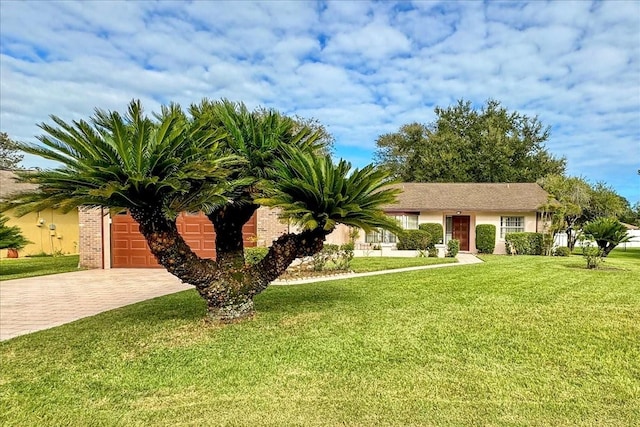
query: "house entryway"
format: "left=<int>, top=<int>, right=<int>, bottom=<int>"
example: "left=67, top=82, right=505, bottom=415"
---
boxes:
left=452, top=216, right=470, bottom=251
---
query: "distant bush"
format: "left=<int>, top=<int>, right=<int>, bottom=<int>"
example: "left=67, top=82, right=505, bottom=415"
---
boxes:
left=505, top=232, right=543, bottom=255
left=447, top=239, right=459, bottom=257
left=475, top=224, right=496, bottom=254
left=310, top=243, right=354, bottom=271
left=245, top=247, right=268, bottom=265
left=418, top=223, right=443, bottom=245
left=582, top=242, right=603, bottom=269
left=553, top=246, right=571, bottom=257
left=397, top=230, right=432, bottom=250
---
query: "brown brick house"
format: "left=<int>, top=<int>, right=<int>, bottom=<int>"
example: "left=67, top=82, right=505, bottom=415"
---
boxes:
left=78, top=182, right=551, bottom=267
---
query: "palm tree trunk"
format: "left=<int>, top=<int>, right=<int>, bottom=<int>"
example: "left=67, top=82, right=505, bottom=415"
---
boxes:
left=132, top=207, right=331, bottom=322
left=207, top=203, right=257, bottom=270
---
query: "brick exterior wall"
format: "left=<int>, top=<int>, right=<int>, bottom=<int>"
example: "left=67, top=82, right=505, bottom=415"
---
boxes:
left=78, top=206, right=103, bottom=269
left=255, top=207, right=291, bottom=247
left=255, top=206, right=351, bottom=247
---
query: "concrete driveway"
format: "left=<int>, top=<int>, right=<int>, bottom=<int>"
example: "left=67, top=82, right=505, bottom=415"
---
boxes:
left=0, top=269, right=191, bottom=341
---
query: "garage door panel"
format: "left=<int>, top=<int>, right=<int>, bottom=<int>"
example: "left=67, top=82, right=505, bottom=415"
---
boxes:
left=130, top=239, right=149, bottom=250
left=112, top=239, right=129, bottom=249
left=131, top=255, right=158, bottom=267
left=183, top=223, right=201, bottom=234
left=112, top=211, right=257, bottom=268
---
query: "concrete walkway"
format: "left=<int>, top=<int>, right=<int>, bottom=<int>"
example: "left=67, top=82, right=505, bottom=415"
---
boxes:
left=0, top=254, right=482, bottom=341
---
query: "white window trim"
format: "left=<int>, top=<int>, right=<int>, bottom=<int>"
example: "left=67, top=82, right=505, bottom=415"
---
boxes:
left=500, top=216, right=525, bottom=239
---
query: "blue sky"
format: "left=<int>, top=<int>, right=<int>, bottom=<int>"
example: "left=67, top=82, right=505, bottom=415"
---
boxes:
left=1, top=0, right=639, bottom=203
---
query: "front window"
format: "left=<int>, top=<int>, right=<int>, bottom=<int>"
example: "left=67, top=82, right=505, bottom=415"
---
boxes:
left=365, top=213, right=418, bottom=244
left=365, top=229, right=397, bottom=244
left=500, top=216, right=524, bottom=238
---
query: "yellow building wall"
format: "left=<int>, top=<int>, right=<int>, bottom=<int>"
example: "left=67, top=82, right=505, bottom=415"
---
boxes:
left=0, top=208, right=79, bottom=258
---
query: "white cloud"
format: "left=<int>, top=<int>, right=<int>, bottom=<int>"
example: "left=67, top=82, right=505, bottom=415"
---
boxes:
left=0, top=0, right=638, bottom=202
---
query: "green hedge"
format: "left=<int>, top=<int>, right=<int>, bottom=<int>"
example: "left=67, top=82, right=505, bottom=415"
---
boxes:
left=553, top=246, right=571, bottom=257
left=446, top=239, right=459, bottom=257
left=397, top=230, right=432, bottom=250
left=475, top=224, right=496, bottom=254
left=505, top=232, right=543, bottom=255
left=418, top=223, right=444, bottom=245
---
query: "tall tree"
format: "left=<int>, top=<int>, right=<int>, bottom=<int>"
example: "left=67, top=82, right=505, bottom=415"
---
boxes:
left=0, top=132, right=24, bottom=169
left=6, top=100, right=400, bottom=321
left=585, top=182, right=629, bottom=220
left=375, top=99, right=566, bottom=182
left=538, top=174, right=592, bottom=250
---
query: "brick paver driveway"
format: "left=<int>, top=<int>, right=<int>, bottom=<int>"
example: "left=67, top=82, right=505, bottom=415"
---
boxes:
left=0, top=269, right=191, bottom=341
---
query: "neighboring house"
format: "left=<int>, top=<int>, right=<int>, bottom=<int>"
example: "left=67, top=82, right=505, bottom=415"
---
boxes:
left=349, top=183, right=551, bottom=255
left=0, top=169, right=79, bottom=258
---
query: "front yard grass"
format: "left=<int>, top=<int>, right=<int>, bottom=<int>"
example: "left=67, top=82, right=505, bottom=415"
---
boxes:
left=1, top=249, right=638, bottom=426
left=349, top=255, right=456, bottom=272
left=0, top=255, right=81, bottom=281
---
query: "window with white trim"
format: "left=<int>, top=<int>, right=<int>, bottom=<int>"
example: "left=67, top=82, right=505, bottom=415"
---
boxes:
left=500, top=216, right=524, bottom=238
left=365, top=213, right=419, bottom=244
left=365, top=229, right=397, bottom=244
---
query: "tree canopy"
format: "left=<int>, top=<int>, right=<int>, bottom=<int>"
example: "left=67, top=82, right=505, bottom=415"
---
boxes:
left=6, top=99, right=400, bottom=321
left=538, top=174, right=633, bottom=249
left=0, top=132, right=24, bottom=169
left=375, top=99, right=566, bottom=183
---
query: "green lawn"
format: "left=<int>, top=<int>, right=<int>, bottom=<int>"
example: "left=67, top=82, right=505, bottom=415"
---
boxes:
left=1, top=250, right=639, bottom=426
left=0, top=255, right=81, bottom=280
left=350, top=255, right=456, bottom=272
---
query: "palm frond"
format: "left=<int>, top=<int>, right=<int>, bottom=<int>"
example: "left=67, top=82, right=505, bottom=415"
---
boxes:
left=6, top=100, right=241, bottom=219
left=257, top=150, right=401, bottom=233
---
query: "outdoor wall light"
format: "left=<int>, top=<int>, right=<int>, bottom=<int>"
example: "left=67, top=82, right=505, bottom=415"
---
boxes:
left=49, top=223, right=57, bottom=236
left=36, top=218, right=45, bottom=227
left=456, top=211, right=462, bottom=215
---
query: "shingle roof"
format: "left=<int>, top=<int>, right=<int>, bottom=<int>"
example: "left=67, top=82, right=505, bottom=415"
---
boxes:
left=0, top=169, right=38, bottom=201
left=383, top=183, right=551, bottom=212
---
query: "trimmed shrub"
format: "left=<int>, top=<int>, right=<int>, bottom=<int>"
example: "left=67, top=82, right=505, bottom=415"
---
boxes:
left=505, top=232, right=544, bottom=255
left=475, top=224, right=496, bottom=254
left=553, top=246, right=571, bottom=257
left=529, top=233, right=544, bottom=255
left=245, top=247, right=269, bottom=264
left=397, top=230, right=432, bottom=250
left=447, top=239, right=459, bottom=257
left=337, top=242, right=355, bottom=269
left=419, top=223, right=444, bottom=245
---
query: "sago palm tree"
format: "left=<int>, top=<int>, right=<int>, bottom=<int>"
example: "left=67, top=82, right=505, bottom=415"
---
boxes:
left=583, top=217, right=630, bottom=257
left=186, top=99, right=329, bottom=271
left=6, top=99, right=400, bottom=322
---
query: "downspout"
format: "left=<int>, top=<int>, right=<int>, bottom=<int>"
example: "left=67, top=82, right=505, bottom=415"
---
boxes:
left=100, top=206, right=105, bottom=269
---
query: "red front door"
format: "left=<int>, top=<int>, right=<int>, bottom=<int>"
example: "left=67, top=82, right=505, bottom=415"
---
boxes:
left=452, top=216, right=470, bottom=251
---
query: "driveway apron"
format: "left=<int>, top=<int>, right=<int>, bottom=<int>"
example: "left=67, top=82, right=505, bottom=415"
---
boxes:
left=0, top=269, right=190, bottom=341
